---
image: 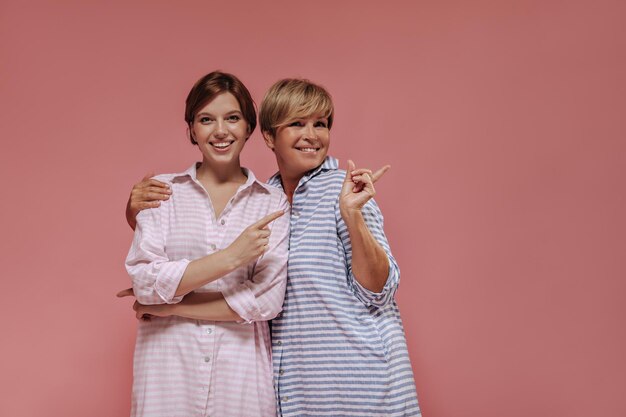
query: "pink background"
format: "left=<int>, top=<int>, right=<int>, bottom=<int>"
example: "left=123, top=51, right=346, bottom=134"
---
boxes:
left=1, top=1, right=625, bottom=416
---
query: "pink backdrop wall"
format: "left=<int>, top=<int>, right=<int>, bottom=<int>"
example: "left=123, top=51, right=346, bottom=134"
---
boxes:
left=1, top=1, right=625, bottom=416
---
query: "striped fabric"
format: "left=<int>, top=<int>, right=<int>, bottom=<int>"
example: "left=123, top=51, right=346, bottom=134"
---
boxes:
left=269, top=156, right=421, bottom=417
left=126, top=163, right=290, bottom=417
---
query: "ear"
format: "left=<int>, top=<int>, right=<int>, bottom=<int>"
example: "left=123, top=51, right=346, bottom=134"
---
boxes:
left=262, top=131, right=275, bottom=151
left=188, top=125, right=197, bottom=145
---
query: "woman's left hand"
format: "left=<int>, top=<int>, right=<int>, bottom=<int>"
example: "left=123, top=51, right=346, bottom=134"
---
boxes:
left=133, top=301, right=172, bottom=320
left=116, top=287, right=171, bottom=320
left=339, top=160, right=390, bottom=217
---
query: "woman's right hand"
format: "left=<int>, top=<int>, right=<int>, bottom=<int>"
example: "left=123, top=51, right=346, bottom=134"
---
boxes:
left=126, top=174, right=172, bottom=229
left=224, top=210, right=285, bottom=269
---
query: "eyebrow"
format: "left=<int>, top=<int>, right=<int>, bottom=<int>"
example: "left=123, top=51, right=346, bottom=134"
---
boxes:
left=196, top=110, right=243, bottom=117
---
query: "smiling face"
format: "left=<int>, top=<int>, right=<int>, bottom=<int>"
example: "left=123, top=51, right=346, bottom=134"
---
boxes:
left=259, top=78, right=334, bottom=182
left=263, top=114, right=330, bottom=180
left=189, top=92, right=249, bottom=168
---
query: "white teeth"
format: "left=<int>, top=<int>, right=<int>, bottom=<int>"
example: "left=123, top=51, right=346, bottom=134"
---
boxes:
left=212, top=142, right=232, bottom=148
left=299, top=148, right=317, bottom=152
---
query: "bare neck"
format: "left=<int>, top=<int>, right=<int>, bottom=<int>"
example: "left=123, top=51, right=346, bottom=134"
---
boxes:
left=280, top=174, right=303, bottom=205
left=196, top=160, right=247, bottom=187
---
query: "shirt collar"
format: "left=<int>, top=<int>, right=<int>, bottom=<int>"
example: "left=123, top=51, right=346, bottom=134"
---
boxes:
left=174, top=163, right=272, bottom=194
left=267, top=156, right=338, bottom=190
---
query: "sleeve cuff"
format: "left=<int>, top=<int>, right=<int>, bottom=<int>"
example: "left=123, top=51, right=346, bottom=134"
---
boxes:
left=154, top=259, right=190, bottom=304
left=351, top=263, right=399, bottom=308
left=221, top=281, right=262, bottom=324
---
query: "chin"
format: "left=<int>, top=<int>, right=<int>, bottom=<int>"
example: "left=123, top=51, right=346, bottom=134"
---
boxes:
left=295, top=159, right=323, bottom=174
left=203, top=153, right=238, bottom=165
left=278, top=150, right=326, bottom=177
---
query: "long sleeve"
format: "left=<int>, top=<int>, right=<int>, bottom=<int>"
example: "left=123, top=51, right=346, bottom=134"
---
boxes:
left=125, top=198, right=189, bottom=305
left=335, top=197, right=400, bottom=308
left=221, top=194, right=290, bottom=323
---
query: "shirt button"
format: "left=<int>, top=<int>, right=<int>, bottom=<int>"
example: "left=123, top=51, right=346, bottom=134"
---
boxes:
left=220, top=219, right=225, bottom=225
left=282, top=396, right=289, bottom=402
left=204, top=357, right=210, bottom=362
left=206, top=328, right=213, bottom=334
left=209, top=243, right=216, bottom=250
left=279, top=369, right=284, bottom=375
left=276, top=341, right=282, bottom=346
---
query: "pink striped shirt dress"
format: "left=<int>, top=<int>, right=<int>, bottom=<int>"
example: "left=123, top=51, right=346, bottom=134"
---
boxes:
left=125, top=163, right=289, bottom=417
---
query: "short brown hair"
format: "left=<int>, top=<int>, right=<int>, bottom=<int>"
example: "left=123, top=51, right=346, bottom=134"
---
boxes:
left=184, top=71, right=257, bottom=144
left=259, top=78, right=334, bottom=137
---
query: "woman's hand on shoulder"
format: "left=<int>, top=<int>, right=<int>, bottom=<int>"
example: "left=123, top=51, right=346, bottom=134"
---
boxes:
left=126, top=173, right=172, bottom=230
left=339, top=160, right=389, bottom=220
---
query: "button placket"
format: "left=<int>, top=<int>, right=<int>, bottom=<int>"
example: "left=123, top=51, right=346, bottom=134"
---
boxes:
left=214, top=210, right=228, bottom=263
left=200, top=321, right=215, bottom=402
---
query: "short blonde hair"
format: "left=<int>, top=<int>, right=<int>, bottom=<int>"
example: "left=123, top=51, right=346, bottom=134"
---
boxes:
left=259, top=78, right=334, bottom=136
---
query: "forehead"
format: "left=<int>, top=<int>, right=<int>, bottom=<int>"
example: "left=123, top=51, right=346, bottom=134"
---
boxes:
left=197, top=92, right=241, bottom=114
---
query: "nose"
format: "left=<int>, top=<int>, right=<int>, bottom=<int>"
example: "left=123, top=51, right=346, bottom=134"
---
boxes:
left=303, top=123, right=317, bottom=140
left=215, top=119, right=228, bottom=138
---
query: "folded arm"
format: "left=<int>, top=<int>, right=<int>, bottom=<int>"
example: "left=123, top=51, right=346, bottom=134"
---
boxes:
left=126, top=186, right=285, bottom=304
left=133, top=292, right=241, bottom=321
left=221, top=194, right=290, bottom=323
left=125, top=199, right=289, bottom=323
left=123, top=194, right=289, bottom=321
